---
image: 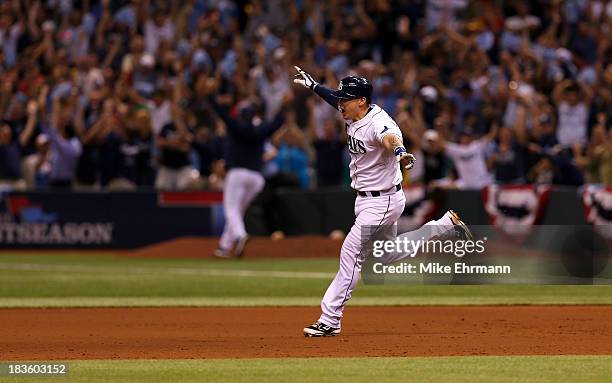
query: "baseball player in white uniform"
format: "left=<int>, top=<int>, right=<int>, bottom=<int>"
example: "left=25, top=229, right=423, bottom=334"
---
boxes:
left=293, top=66, right=473, bottom=337
left=207, top=92, right=290, bottom=259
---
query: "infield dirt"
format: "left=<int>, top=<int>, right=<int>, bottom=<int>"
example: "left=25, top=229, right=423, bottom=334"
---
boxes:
left=121, top=236, right=343, bottom=259
left=2, top=306, right=611, bottom=359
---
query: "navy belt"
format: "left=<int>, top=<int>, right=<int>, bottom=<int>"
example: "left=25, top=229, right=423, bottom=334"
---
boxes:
left=357, top=184, right=401, bottom=197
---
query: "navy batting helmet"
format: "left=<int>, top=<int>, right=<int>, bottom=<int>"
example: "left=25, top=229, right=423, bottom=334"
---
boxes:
left=331, top=76, right=373, bottom=102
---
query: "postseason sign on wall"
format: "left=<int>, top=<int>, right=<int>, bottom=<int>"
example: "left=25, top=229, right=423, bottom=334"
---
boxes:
left=0, top=191, right=222, bottom=248
left=0, top=194, right=114, bottom=245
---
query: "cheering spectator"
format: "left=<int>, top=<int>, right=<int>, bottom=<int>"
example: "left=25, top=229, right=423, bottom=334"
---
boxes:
left=75, top=95, right=112, bottom=189
left=191, top=126, right=216, bottom=180
left=310, top=118, right=346, bottom=188
left=272, top=113, right=310, bottom=189
left=32, top=133, right=51, bottom=188
left=433, top=124, right=497, bottom=189
left=46, top=97, right=83, bottom=189
left=552, top=79, right=592, bottom=147
left=447, top=81, right=484, bottom=134
left=0, top=0, right=608, bottom=192
left=308, top=96, right=346, bottom=187
left=104, top=108, right=155, bottom=189
left=0, top=120, right=24, bottom=190
left=144, top=8, right=176, bottom=56
left=19, top=97, right=45, bottom=189
left=155, top=104, right=196, bottom=191
left=488, top=125, right=527, bottom=184
left=575, top=113, right=612, bottom=186
left=208, top=159, right=226, bottom=191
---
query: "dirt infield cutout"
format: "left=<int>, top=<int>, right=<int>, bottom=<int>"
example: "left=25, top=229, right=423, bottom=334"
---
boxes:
left=2, top=306, right=611, bottom=359
left=121, top=236, right=343, bottom=259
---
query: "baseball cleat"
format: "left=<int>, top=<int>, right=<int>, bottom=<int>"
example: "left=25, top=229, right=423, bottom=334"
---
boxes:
left=213, top=248, right=232, bottom=259
left=303, top=321, right=341, bottom=337
left=234, top=235, right=249, bottom=258
left=448, top=210, right=474, bottom=241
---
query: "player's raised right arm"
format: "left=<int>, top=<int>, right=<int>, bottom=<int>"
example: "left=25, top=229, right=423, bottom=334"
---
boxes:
left=293, top=65, right=339, bottom=110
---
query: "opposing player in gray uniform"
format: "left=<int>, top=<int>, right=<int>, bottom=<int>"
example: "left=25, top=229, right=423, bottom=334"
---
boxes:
left=293, top=66, right=473, bottom=337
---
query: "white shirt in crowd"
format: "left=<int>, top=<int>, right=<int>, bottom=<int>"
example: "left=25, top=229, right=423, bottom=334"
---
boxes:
left=505, top=15, right=541, bottom=31
left=345, top=104, right=403, bottom=191
left=556, top=101, right=588, bottom=146
left=445, top=139, right=493, bottom=189
left=144, top=19, right=175, bottom=55
left=0, top=23, right=22, bottom=67
left=148, top=100, right=172, bottom=136
left=425, top=0, right=468, bottom=31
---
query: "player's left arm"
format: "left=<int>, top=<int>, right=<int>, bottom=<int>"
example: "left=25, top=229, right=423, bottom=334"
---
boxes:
left=293, top=66, right=339, bottom=110
left=379, top=124, right=415, bottom=170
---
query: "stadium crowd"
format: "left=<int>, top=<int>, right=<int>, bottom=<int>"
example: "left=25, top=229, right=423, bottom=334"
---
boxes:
left=0, top=0, right=610, bottom=191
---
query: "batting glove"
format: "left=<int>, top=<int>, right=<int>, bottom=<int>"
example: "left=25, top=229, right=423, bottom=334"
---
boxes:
left=395, top=147, right=416, bottom=170
left=293, top=66, right=318, bottom=90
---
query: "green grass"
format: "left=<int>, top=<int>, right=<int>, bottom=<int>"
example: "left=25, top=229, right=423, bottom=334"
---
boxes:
left=1, top=254, right=610, bottom=382
left=1, top=356, right=611, bottom=383
left=1, top=253, right=612, bottom=307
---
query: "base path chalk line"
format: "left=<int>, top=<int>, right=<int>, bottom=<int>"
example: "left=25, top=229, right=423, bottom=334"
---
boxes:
left=0, top=263, right=335, bottom=279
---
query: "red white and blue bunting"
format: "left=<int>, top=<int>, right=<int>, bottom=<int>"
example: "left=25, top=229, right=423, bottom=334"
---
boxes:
left=581, top=185, right=612, bottom=240
left=482, top=185, right=551, bottom=238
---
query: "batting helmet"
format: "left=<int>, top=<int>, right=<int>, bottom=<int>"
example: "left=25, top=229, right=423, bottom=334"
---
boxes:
left=331, top=76, right=373, bottom=103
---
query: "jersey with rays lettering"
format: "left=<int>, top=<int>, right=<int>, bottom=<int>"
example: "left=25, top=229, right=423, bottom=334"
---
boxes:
left=345, top=104, right=403, bottom=191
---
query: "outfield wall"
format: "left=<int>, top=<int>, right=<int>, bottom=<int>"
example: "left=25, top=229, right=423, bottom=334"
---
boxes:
left=0, top=187, right=588, bottom=248
left=260, top=186, right=588, bottom=235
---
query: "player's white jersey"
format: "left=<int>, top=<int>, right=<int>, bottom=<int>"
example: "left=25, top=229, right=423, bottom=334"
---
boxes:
left=345, top=104, right=403, bottom=191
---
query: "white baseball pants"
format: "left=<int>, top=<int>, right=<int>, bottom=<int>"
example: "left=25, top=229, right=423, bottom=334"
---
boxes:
left=319, top=189, right=453, bottom=328
left=219, top=168, right=265, bottom=251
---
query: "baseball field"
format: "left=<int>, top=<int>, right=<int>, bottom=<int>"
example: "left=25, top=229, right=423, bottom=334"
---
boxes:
left=1, top=237, right=612, bottom=382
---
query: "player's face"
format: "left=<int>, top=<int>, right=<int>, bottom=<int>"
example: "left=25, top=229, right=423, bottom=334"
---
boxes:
left=338, top=97, right=366, bottom=121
